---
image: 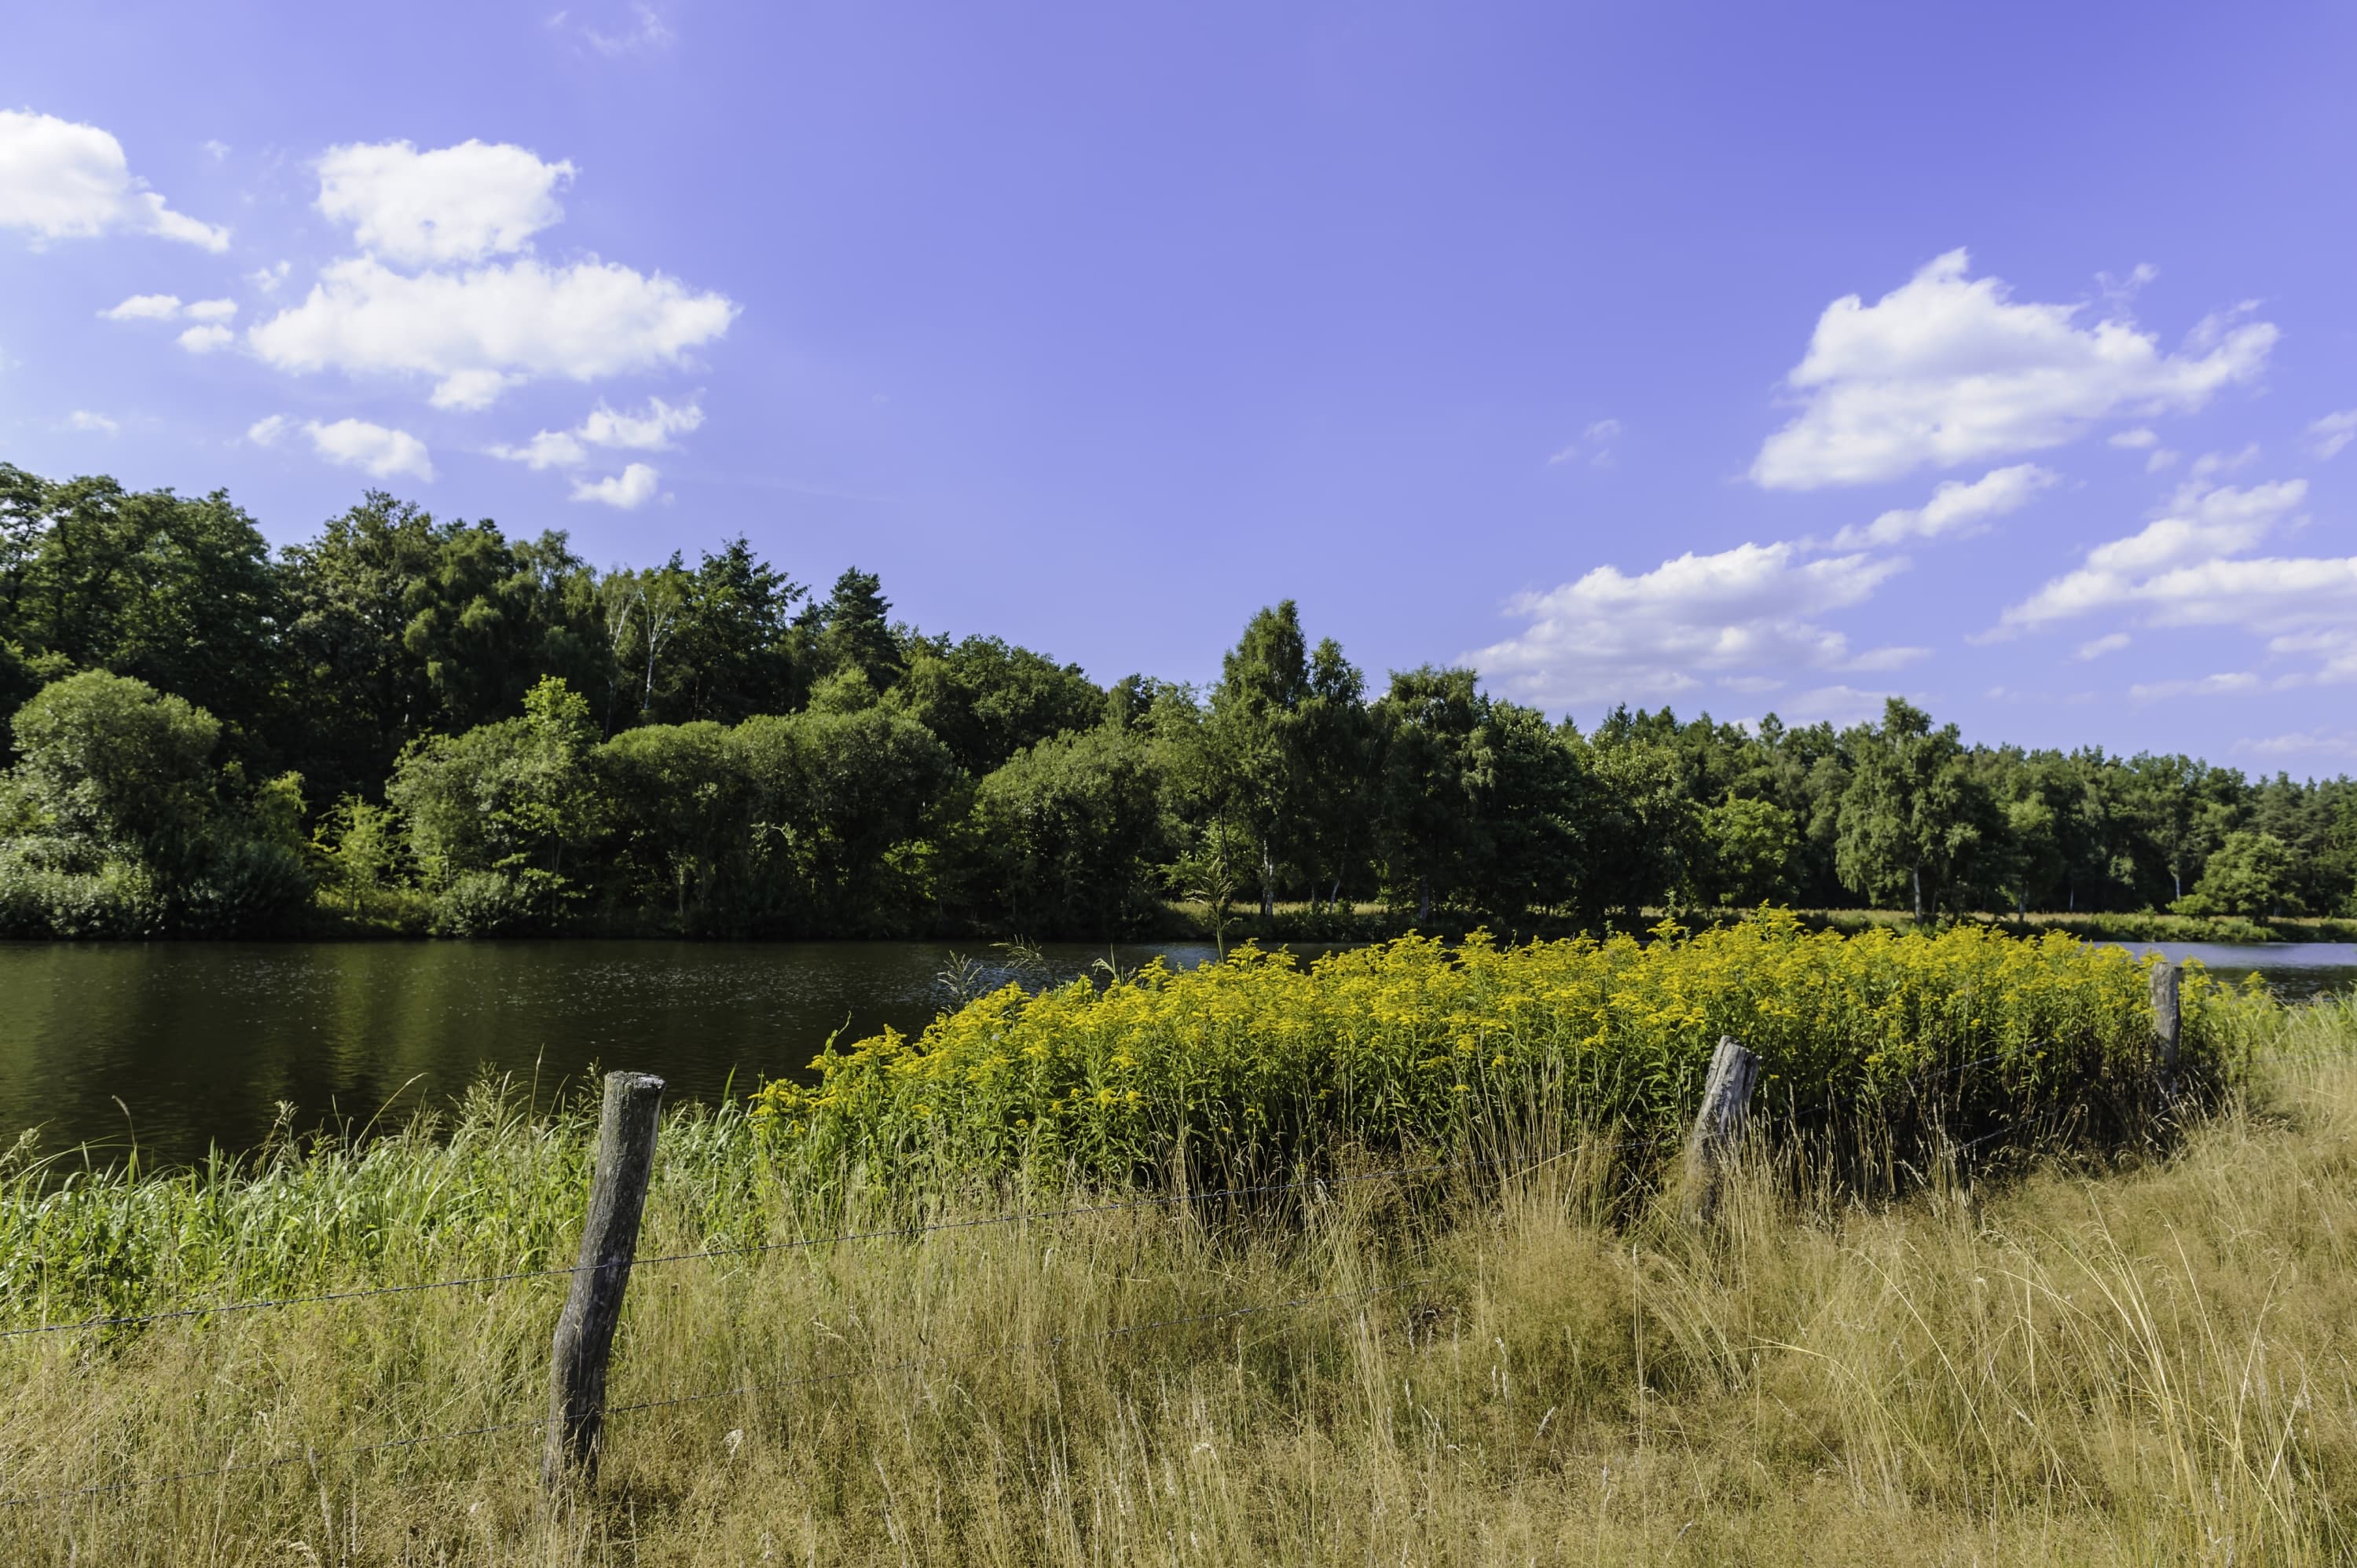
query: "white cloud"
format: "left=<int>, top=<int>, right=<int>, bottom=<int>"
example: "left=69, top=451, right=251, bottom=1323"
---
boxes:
left=2129, top=672, right=2263, bottom=703
left=1750, top=249, right=2276, bottom=489
left=1999, top=478, right=2357, bottom=687
left=2109, top=427, right=2160, bottom=449
left=317, top=139, right=575, bottom=267
left=247, top=255, right=737, bottom=408
left=1464, top=540, right=1915, bottom=709
left=246, top=414, right=291, bottom=445
left=2242, top=728, right=2357, bottom=760
left=584, top=2, right=676, bottom=55
left=570, top=462, right=660, bottom=508
left=101, top=293, right=185, bottom=321
left=1826, top=463, right=2055, bottom=549
left=248, top=261, right=291, bottom=294
left=1548, top=417, right=1622, bottom=468
left=1998, top=479, right=2309, bottom=628
left=579, top=394, right=702, bottom=449
left=0, top=109, right=229, bottom=250
left=67, top=409, right=117, bottom=434
left=492, top=394, right=703, bottom=469
left=2146, top=447, right=2182, bottom=473
left=104, top=293, right=235, bottom=330
left=2308, top=409, right=2357, bottom=461
left=2076, top=632, right=2131, bottom=660
left=490, top=430, right=588, bottom=470
left=302, top=417, right=434, bottom=481
left=202, top=139, right=230, bottom=163
left=176, top=323, right=233, bottom=354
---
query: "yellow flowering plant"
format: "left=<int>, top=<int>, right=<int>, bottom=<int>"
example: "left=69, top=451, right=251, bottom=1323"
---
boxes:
left=750, top=910, right=2260, bottom=1193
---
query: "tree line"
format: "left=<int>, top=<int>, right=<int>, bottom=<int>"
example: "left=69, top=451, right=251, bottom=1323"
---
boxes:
left=2, top=461, right=2352, bottom=940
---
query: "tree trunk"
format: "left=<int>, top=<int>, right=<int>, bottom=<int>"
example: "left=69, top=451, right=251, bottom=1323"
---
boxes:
left=1260, top=845, right=1275, bottom=921
left=1912, top=865, right=1924, bottom=923
left=1417, top=874, right=1431, bottom=925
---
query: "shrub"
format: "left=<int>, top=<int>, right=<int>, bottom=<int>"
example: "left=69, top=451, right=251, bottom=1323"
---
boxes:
left=752, top=910, right=2260, bottom=1192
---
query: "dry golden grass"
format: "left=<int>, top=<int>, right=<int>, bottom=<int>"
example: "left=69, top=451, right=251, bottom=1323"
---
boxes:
left=3, top=998, right=2352, bottom=1564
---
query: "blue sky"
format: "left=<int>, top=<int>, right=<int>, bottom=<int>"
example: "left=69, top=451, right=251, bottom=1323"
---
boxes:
left=5, top=2, right=2356, bottom=775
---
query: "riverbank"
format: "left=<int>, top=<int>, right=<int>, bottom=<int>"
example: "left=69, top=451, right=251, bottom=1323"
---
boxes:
left=1, top=994, right=2352, bottom=1563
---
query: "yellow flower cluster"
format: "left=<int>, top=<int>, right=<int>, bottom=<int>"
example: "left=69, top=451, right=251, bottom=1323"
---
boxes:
left=749, top=910, right=2245, bottom=1188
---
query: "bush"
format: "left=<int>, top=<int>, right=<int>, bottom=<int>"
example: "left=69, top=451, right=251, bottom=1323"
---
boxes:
left=429, top=870, right=548, bottom=937
left=753, top=910, right=2261, bottom=1192
left=0, top=839, right=165, bottom=937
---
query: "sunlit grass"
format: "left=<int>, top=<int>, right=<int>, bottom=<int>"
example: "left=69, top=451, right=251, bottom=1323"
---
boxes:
left=0, top=970, right=2348, bottom=1563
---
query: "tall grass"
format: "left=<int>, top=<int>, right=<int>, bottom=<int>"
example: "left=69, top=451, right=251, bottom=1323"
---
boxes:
left=0, top=939, right=2344, bottom=1563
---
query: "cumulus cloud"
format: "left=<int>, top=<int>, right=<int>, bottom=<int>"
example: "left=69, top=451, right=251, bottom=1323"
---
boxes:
left=302, top=417, right=434, bottom=481
left=1824, top=463, right=2055, bottom=549
left=492, top=394, right=704, bottom=468
left=1997, top=479, right=2308, bottom=629
left=104, top=294, right=236, bottom=330
left=0, top=109, right=229, bottom=250
left=2110, top=427, right=2160, bottom=450
left=2308, top=409, right=2357, bottom=461
left=177, top=324, right=233, bottom=354
left=67, top=410, right=117, bottom=434
left=2076, top=632, right=2132, bottom=660
left=248, top=260, right=291, bottom=294
left=1750, top=249, right=2275, bottom=489
left=317, top=139, right=575, bottom=266
left=1463, top=540, right=1917, bottom=709
left=247, top=255, right=737, bottom=409
left=250, top=412, right=433, bottom=481
left=101, top=293, right=184, bottom=321
left=570, top=462, right=660, bottom=508
left=1997, top=478, right=2357, bottom=687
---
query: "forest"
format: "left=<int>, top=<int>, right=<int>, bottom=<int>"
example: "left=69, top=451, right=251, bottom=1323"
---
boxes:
left=1, top=460, right=2352, bottom=940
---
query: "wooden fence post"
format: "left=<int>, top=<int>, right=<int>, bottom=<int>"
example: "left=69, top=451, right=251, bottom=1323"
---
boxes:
left=544, top=1071, right=665, bottom=1490
left=1685, top=1035, right=1761, bottom=1222
left=2151, top=958, right=2181, bottom=1077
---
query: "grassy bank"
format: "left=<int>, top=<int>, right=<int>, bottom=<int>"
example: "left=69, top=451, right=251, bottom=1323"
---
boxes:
left=0, top=943, right=2349, bottom=1563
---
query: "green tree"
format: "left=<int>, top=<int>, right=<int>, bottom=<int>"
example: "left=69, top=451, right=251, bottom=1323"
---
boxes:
left=734, top=705, right=960, bottom=933
left=796, top=568, right=904, bottom=694
left=894, top=634, right=1104, bottom=777
left=965, top=725, right=1169, bottom=936
left=594, top=720, right=753, bottom=925
left=1206, top=602, right=1321, bottom=918
left=2173, top=830, right=2302, bottom=918
left=1372, top=667, right=1487, bottom=924
left=386, top=676, right=601, bottom=932
left=1695, top=795, right=1798, bottom=908
left=1834, top=698, right=1992, bottom=921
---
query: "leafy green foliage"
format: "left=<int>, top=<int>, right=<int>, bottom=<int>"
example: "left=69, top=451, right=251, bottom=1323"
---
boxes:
left=3, top=456, right=2356, bottom=940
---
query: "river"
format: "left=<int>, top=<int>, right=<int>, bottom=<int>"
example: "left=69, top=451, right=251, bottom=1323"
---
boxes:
left=0, top=936, right=2349, bottom=1171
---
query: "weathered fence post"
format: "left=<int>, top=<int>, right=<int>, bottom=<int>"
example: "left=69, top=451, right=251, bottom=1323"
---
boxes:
left=544, top=1071, right=665, bottom=1490
left=1685, top=1035, right=1761, bottom=1222
left=2151, top=958, right=2181, bottom=1078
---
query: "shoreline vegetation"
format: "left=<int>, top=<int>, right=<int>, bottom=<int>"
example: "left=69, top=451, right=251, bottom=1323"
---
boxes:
left=0, top=920, right=2350, bottom=1561
left=5, top=464, right=2357, bottom=947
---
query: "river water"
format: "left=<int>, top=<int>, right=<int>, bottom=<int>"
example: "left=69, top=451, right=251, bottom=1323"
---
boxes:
left=0, top=936, right=2349, bottom=1171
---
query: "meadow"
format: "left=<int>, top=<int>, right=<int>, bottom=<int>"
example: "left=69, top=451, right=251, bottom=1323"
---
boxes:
left=0, top=920, right=2348, bottom=1563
